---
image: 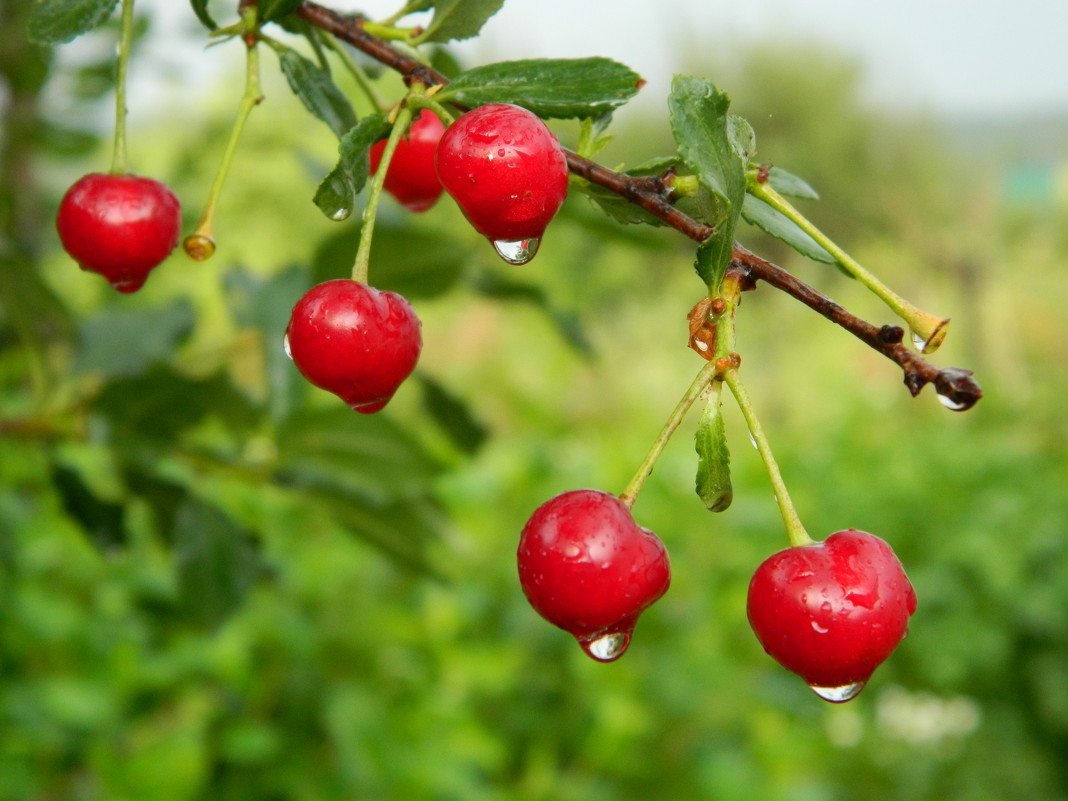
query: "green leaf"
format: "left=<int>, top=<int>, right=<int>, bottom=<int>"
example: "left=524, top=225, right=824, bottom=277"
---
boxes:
left=93, top=366, right=260, bottom=446
left=173, top=499, right=263, bottom=630
left=438, top=57, right=643, bottom=118
left=694, top=391, right=732, bottom=512
left=51, top=464, right=126, bottom=550
left=188, top=0, right=217, bottom=30
left=417, top=375, right=488, bottom=456
left=224, top=266, right=311, bottom=421
left=73, top=300, right=195, bottom=378
left=472, top=271, right=593, bottom=357
left=418, top=0, right=505, bottom=43
left=741, top=194, right=836, bottom=264
left=312, top=222, right=467, bottom=299
left=258, top=0, right=303, bottom=23
left=668, top=75, right=749, bottom=291
left=278, top=49, right=357, bottom=138
left=28, top=0, right=119, bottom=45
left=314, top=114, right=391, bottom=220
left=766, top=165, right=820, bottom=200
left=275, top=407, right=444, bottom=503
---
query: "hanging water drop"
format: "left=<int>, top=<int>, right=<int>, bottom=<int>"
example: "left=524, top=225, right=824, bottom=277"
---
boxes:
left=910, top=329, right=929, bottom=352
left=809, top=681, right=866, bottom=703
left=330, top=206, right=351, bottom=222
left=283, top=333, right=293, bottom=360
left=492, top=237, right=540, bottom=265
left=579, top=631, right=631, bottom=662
left=937, top=392, right=968, bottom=411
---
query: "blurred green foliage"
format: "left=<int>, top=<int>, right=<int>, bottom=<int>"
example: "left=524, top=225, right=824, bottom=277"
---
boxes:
left=3, top=4, right=1068, bottom=800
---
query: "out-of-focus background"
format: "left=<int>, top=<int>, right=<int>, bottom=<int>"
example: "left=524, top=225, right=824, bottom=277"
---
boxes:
left=2, top=1, right=1067, bottom=799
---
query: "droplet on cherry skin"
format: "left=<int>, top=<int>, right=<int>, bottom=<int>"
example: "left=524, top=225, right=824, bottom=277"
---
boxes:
left=492, top=237, right=540, bottom=265
left=580, top=630, right=631, bottom=662
left=809, top=680, right=866, bottom=703
left=283, top=332, right=293, bottom=360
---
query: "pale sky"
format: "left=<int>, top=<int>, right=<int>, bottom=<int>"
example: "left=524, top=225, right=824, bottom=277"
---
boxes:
left=144, top=0, right=1068, bottom=119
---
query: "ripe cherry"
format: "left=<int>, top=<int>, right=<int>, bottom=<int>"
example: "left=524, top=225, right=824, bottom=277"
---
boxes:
left=517, top=489, right=671, bottom=662
left=746, top=529, right=917, bottom=702
left=369, top=109, right=446, bottom=213
left=435, top=103, right=569, bottom=264
left=56, top=172, right=182, bottom=293
left=285, top=279, right=422, bottom=414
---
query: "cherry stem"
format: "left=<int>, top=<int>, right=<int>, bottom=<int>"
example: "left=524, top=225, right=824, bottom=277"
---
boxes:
left=723, top=369, right=814, bottom=548
left=746, top=177, right=950, bottom=353
left=351, top=101, right=415, bottom=284
left=619, top=358, right=720, bottom=510
left=183, top=9, right=263, bottom=262
left=109, top=0, right=135, bottom=175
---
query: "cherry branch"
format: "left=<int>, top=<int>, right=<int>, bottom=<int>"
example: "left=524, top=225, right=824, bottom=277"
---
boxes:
left=293, top=1, right=982, bottom=411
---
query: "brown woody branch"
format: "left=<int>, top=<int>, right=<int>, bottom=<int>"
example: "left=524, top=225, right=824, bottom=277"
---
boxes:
left=294, top=1, right=982, bottom=410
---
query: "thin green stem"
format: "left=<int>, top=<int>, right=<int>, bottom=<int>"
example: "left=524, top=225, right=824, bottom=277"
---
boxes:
left=324, top=32, right=389, bottom=113
left=183, top=17, right=263, bottom=261
left=724, top=369, right=813, bottom=547
left=747, top=178, right=950, bottom=352
left=380, top=0, right=433, bottom=26
left=351, top=103, right=414, bottom=283
left=618, top=358, right=720, bottom=510
left=109, top=0, right=136, bottom=174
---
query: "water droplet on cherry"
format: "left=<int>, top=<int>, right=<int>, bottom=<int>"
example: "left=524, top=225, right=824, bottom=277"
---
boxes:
left=580, top=631, right=631, bottom=662
left=811, top=620, right=830, bottom=634
left=809, top=681, right=866, bottom=703
left=492, top=237, right=540, bottom=265
left=283, top=333, right=293, bottom=360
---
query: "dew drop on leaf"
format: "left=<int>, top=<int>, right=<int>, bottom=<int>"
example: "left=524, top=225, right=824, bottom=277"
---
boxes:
left=492, top=238, right=540, bottom=265
left=579, top=631, right=631, bottom=662
left=809, top=681, right=866, bottom=703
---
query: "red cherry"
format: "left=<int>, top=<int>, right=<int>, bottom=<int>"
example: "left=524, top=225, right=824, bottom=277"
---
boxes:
left=517, top=489, right=671, bottom=662
left=746, top=529, right=917, bottom=702
left=435, top=103, right=569, bottom=263
left=56, top=172, right=181, bottom=293
left=285, top=279, right=422, bottom=414
left=370, top=109, right=446, bottom=213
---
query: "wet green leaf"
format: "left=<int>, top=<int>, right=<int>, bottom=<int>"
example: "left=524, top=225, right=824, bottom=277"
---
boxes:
left=439, top=58, right=643, bottom=118
left=173, top=499, right=263, bottom=629
left=418, top=0, right=505, bottom=43
left=73, top=300, right=195, bottom=378
left=314, top=114, right=391, bottom=220
left=417, top=374, right=488, bottom=456
left=28, top=0, right=119, bottom=45
left=258, top=0, right=303, bottom=23
left=312, top=223, right=467, bottom=299
left=188, top=0, right=216, bottom=30
left=669, top=76, right=749, bottom=291
left=278, top=49, right=357, bottom=138
left=695, top=390, right=732, bottom=512
left=767, top=165, right=820, bottom=200
left=741, top=194, right=835, bottom=264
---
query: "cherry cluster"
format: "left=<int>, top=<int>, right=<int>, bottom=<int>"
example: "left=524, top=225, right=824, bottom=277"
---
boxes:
left=55, top=94, right=916, bottom=701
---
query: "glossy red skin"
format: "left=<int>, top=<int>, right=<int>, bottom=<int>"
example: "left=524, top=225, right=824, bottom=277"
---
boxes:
left=747, top=529, right=917, bottom=689
left=517, top=489, right=671, bottom=644
left=435, top=103, right=569, bottom=242
left=56, top=173, right=181, bottom=293
left=370, top=109, right=446, bottom=213
left=285, top=279, right=421, bottom=414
